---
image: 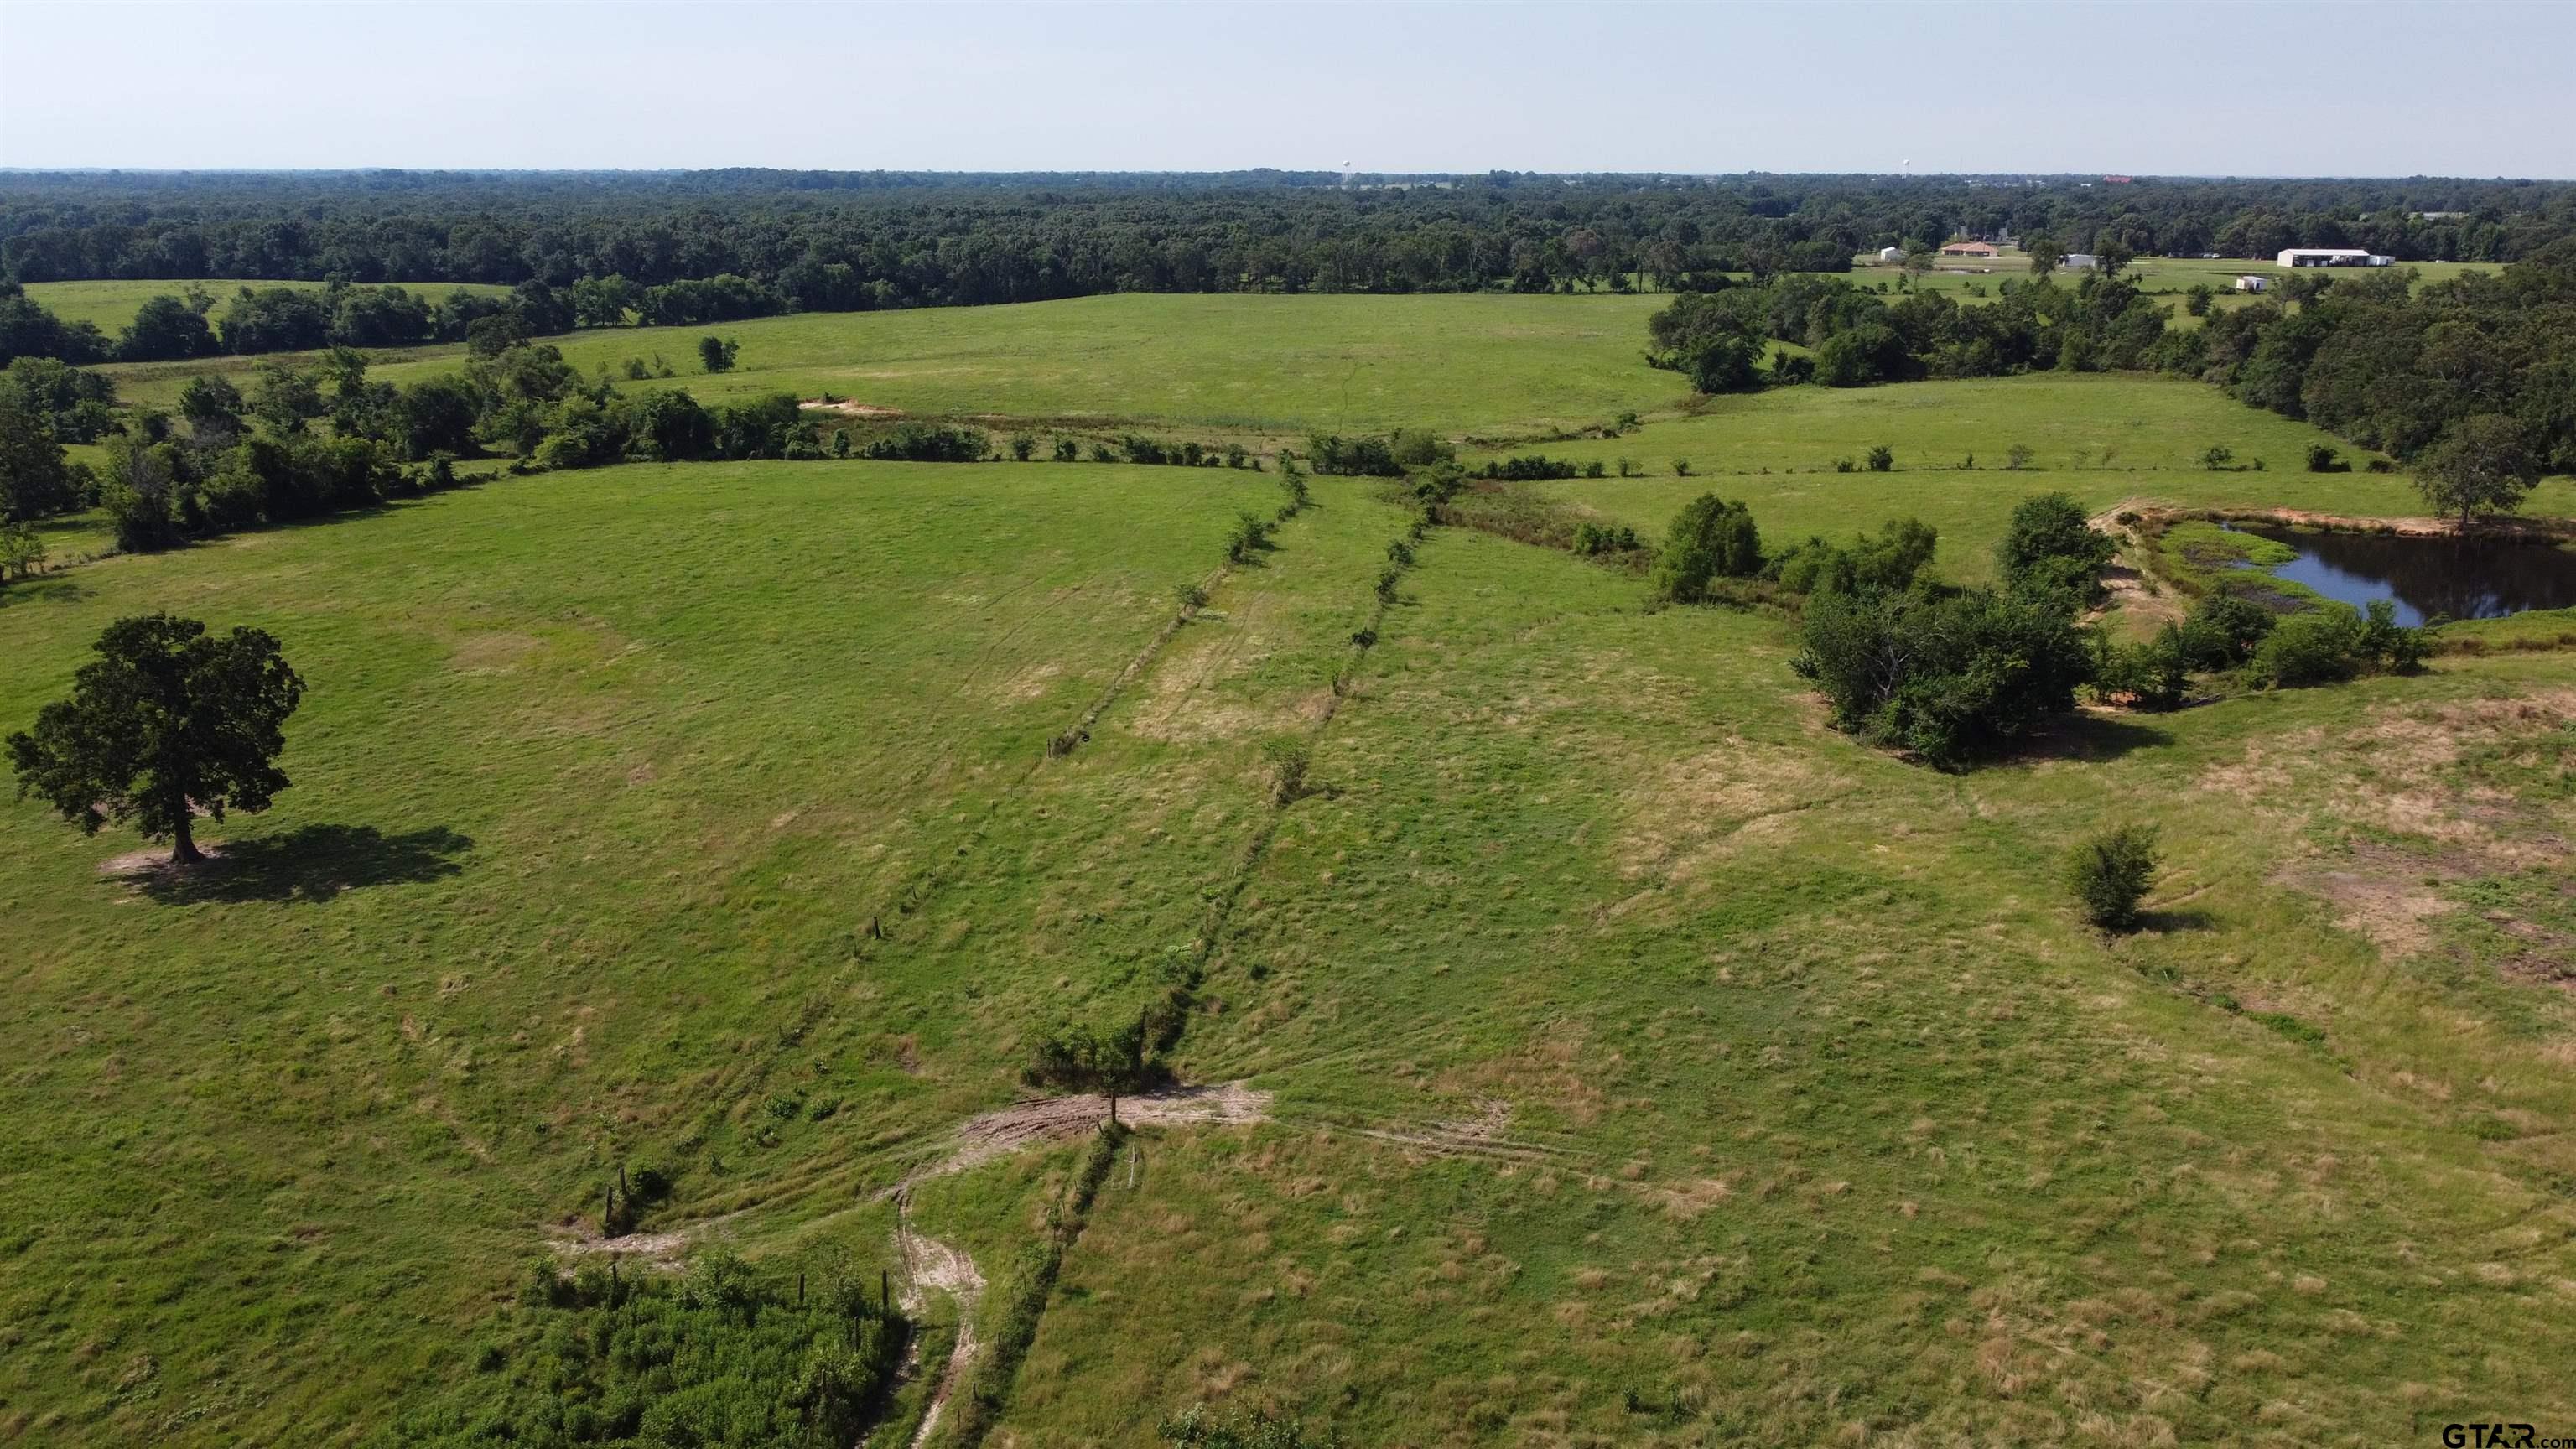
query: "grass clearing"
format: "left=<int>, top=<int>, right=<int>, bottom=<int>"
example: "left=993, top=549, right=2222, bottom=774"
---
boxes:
left=95, top=293, right=1686, bottom=439
left=23, top=278, right=513, bottom=335
left=6, top=293, right=2574, bottom=1445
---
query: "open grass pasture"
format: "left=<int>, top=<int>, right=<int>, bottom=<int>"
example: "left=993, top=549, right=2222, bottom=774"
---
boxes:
left=7, top=295, right=2576, bottom=1446
left=23, top=278, right=513, bottom=335
left=1002, top=518, right=2576, bottom=1446
left=0, top=457, right=1384, bottom=1442
left=96, top=293, right=1685, bottom=440
left=1474, top=372, right=2576, bottom=585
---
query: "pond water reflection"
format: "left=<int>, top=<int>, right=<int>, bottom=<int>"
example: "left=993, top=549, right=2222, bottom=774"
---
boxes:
left=2230, top=523, right=2576, bottom=627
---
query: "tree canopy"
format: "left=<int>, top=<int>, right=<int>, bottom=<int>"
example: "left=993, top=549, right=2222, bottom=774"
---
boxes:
left=8, top=614, right=305, bottom=864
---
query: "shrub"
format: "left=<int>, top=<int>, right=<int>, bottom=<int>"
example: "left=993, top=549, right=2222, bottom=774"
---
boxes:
left=2199, top=444, right=2233, bottom=470
left=1768, top=517, right=1938, bottom=597
left=695, top=335, right=739, bottom=373
left=1174, top=582, right=1209, bottom=610
left=1308, top=430, right=1448, bottom=476
left=2303, top=443, right=2347, bottom=473
left=1226, top=512, right=1273, bottom=563
left=2245, top=598, right=2428, bottom=686
left=2005, top=443, right=2033, bottom=470
left=1010, top=432, right=1036, bottom=461
left=1583, top=460, right=1606, bottom=478
left=1649, top=493, right=1762, bottom=602
left=2069, top=823, right=2159, bottom=931
left=2177, top=593, right=2275, bottom=669
left=1832, top=457, right=1857, bottom=474
left=1996, top=492, right=2116, bottom=600
left=1671, top=458, right=1693, bottom=477
left=2245, top=606, right=2364, bottom=686
left=2090, top=624, right=2188, bottom=710
left=1794, top=584, right=2094, bottom=768
left=1865, top=444, right=1894, bottom=472
left=1570, top=521, right=1641, bottom=556
left=1478, top=455, right=1579, bottom=481
left=401, top=1247, right=906, bottom=1446
left=1265, top=738, right=1314, bottom=805
left=1052, top=436, right=1080, bottom=462
left=1162, top=1404, right=1343, bottom=1449
left=2358, top=598, right=2430, bottom=672
left=860, top=423, right=988, bottom=462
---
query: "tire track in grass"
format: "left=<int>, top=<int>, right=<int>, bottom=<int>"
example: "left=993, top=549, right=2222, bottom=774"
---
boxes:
left=945, top=501, right=1438, bottom=1446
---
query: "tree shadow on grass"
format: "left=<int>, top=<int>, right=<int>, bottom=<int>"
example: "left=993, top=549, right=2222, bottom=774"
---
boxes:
left=2009, top=712, right=2173, bottom=765
left=2137, top=907, right=2219, bottom=933
left=0, top=576, right=92, bottom=610
left=138, top=824, right=473, bottom=905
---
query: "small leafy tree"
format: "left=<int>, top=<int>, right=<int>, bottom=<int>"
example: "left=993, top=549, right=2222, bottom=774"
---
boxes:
left=2199, top=444, right=2234, bottom=470
left=2415, top=413, right=2538, bottom=527
left=696, top=335, right=740, bottom=374
left=1649, top=493, right=1762, bottom=602
left=2177, top=592, right=2276, bottom=669
left=1027, top=1016, right=1152, bottom=1120
left=0, top=519, right=45, bottom=580
left=1009, top=432, right=1036, bottom=461
left=2069, top=823, right=2159, bottom=931
left=1865, top=444, right=1894, bottom=472
left=1995, top=492, right=2115, bottom=600
left=8, top=614, right=304, bottom=865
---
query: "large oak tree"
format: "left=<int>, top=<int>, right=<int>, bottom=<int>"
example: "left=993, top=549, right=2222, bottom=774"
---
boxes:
left=8, top=614, right=304, bottom=865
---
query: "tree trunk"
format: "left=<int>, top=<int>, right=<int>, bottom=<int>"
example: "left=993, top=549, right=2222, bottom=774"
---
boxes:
left=170, top=813, right=204, bottom=866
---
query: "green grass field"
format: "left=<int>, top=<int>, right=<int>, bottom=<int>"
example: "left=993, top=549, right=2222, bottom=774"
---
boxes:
left=1487, top=373, right=2576, bottom=584
left=23, top=278, right=513, bottom=335
left=8, top=295, right=2576, bottom=1446
left=96, top=293, right=1685, bottom=440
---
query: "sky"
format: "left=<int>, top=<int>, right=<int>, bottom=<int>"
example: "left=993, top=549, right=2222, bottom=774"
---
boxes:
left=1, top=0, right=2570, bottom=178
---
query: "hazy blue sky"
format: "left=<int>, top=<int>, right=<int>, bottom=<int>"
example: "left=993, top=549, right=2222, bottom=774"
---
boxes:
left=3, top=1, right=2569, bottom=176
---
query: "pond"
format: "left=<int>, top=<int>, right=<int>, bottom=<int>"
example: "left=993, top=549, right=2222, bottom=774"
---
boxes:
left=2228, top=522, right=2576, bottom=626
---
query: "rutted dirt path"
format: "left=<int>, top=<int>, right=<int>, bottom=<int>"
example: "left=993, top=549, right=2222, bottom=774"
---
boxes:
left=901, top=1081, right=1273, bottom=1187
left=892, top=1192, right=984, bottom=1449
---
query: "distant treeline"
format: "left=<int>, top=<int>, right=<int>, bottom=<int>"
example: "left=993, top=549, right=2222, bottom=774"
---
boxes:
left=3, top=170, right=2569, bottom=319
left=1649, top=243, right=2576, bottom=475
left=0, top=273, right=799, bottom=366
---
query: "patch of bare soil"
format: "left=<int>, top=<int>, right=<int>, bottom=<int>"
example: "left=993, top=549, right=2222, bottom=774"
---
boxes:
left=2244, top=693, right=2576, bottom=961
left=893, top=1206, right=984, bottom=1449
left=97, top=844, right=221, bottom=878
left=802, top=399, right=904, bottom=418
left=2276, top=845, right=2464, bottom=958
left=906, top=1082, right=1274, bottom=1185
left=547, top=1208, right=742, bottom=1267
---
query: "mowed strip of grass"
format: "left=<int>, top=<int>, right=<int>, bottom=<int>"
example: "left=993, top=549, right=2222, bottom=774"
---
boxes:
left=0, top=459, right=1306, bottom=1445
left=1479, top=373, right=2576, bottom=584
left=94, top=293, right=1688, bottom=439
left=997, top=521, right=2576, bottom=1445
left=23, top=278, right=514, bottom=335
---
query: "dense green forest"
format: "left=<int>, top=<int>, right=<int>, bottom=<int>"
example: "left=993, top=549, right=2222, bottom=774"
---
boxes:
left=5, top=169, right=2571, bottom=303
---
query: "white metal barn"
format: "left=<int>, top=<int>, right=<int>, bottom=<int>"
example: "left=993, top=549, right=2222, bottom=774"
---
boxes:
left=2275, top=248, right=2394, bottom=267
left=1879, top=247, right=1904, bottom=262
left=2235, top=275, right=2269, bottom=293
left=2060, top=253, right=2099, bottom=270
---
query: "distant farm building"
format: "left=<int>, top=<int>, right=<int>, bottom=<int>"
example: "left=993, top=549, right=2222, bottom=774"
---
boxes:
left=2276, top=248, right=2394, bottom=268
left=2060, top=253, right=2100, bottom=271
left=1878, top=246, right=1904, bottom=262
left=1939, top=240, right=1997, bottom=257
left=2235, top=274, right=2270, bottom=293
